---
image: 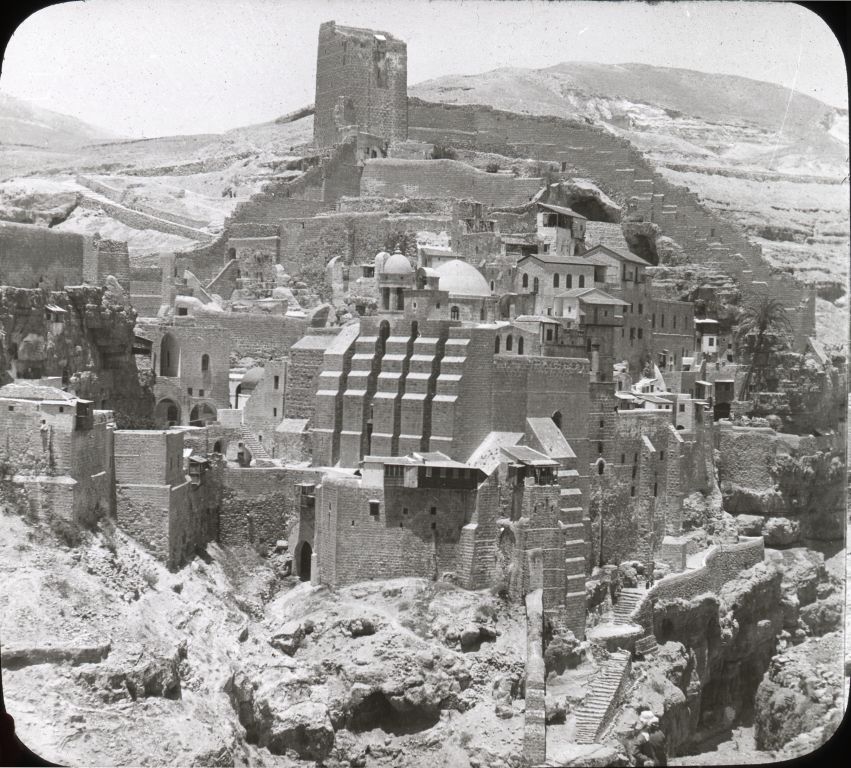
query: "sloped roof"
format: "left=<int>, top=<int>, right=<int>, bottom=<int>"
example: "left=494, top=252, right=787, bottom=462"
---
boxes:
left=0, top=383, right=78, bottom=402
left=538, top=202, right=588, bottom=220
left=556, top=287, right=629, bottom=306
left=583, top=243, right=649, bottom=266
left=517, top=252, right=606, bottom=267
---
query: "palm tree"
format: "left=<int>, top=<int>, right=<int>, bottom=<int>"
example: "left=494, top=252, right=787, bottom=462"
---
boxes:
left=735, top=293, right=793, bottom=399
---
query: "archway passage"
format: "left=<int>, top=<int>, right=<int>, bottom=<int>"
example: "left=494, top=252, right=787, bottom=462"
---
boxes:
left=154, top=398, right=181, bottom=427
left=160, top=333, right=179, bottom=377
left=189, top=402, right=217, bottom=426
left=298, top=542, right=312, bottom=582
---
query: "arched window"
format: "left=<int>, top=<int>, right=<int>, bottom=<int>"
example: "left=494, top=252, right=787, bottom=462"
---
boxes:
left=450, top=306, right=460, bottom=321
left=533, top=277, right=539, bottom=293
left=479, top=306, right=486, bottom=321
left=490, top=280, right=495, bottom=291
left=522, top=273, right=529, bottom=288
left=201, top=354, right=209, bottom=372
left=517, top=337, right=524, bottom=354
left=552, top=411, right=562, bottom=430
left=597, top=458, right=605, bottom=475
left=553, top=273, right=560, bottom=288
left=495, top=336, right=501, bottom=353
left=566, top=274, right=572, bottom=289
left=160, top=333, right=179, bottom=377
left=578, top=274, right=585, bottom=288
left=506, top=334, right=513, bottom=352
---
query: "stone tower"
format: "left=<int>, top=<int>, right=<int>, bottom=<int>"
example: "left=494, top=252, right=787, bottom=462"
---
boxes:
left=313, top=21, right=408, bottom=148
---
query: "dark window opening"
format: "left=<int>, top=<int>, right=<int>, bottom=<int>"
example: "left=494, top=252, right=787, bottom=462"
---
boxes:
left=369, top=501, right=380, bottom=516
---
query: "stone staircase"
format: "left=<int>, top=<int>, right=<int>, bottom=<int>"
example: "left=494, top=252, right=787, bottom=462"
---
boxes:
left=573, top=651, right=632, bottom=744
left=612, top=587, right=645, bottom=625
left=239, top=424, right=271, bottom=463
left=634, top=634, right=659, bottom=658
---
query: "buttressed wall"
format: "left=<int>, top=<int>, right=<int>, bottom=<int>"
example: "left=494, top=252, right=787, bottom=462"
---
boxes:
left=314, top=21, right=408, bottom=147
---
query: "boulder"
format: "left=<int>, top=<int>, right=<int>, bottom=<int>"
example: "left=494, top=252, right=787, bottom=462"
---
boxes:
left=763, top=517, right=800, bottom=547
left=799, top=594, right=842, bottom=636
left=270, top=620, right=305, bottom=656
left=735, top=514, right=765, bottom=537
left=262, top=701, right=335, bottom=760
left=342, top=617, right=376, bottom=638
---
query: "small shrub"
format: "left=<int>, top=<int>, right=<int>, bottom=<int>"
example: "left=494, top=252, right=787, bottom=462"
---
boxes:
left=458, top=730, right=473, bottom=748
left=99, top=517, right=118, bottom=555
left=49, top=516, right=82, bottom=548
left=141, top=567, right=159, bottom=589
left=485, top=162, right=500, bottom=173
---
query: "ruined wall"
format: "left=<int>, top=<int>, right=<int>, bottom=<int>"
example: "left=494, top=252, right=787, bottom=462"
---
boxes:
left=0, top=221, right=88, bottom=290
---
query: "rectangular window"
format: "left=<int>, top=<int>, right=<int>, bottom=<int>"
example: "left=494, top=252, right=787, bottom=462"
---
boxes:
left=638, top=303, right=643, bottom=314
left=652, top=313, right=656, bottom=328
left=430, top=506, right=437, bottom=515
left=188, top=388, right=193, bottom=395
left=425, top=467, right=432, bottom=478
left=403, top=507, right=408, bottom=515
left=199, top=389, right=204, bottom=397
left=274, top=375, right=280, bottom=389
left=679, top=403, right=685, bottom=412
left=708, top=338, right=715, bottom=347
left=660, top=451, right=665, bottom=461
left=629, top=328, right=635, bottom=340
left=673, top=316, right=677, bottom=329
left=369, top=501, right=380, bottom=516
left=273, top=408, right=277, bottom=418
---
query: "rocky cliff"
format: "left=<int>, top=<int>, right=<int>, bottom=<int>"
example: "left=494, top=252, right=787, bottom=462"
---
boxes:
left=0, top=283, right=154, bottom=426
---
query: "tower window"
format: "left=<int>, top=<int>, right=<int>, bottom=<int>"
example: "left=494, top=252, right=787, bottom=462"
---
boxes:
left=369, top=501, right=380, bottom=516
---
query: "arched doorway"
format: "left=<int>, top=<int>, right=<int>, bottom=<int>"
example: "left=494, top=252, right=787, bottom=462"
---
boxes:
left=552, top=410, right=563, bottom=430
left=154, top=398, right=181, bottom=427
left=298, top=542, right=312, bottom=581
left=189, top=402, right=217, bottom=426
left=160, top=333, right=179, bottom=377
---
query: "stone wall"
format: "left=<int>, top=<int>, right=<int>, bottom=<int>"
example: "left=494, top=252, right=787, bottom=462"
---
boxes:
left=220, top=465, right=323, bottom=553
left=360, top=158, right=542, bottom=207
left=77, top=196, right=212, bottom=242
left=632, top=537, right=765, bottom=631
left=316, top=472, right=478, bottom=587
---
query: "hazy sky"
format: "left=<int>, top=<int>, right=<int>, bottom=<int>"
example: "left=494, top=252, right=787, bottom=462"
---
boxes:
left=0, top=0, right=846, bottom=139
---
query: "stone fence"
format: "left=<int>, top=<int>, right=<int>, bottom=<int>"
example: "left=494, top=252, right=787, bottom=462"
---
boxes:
left=523, top=588, right=546, bottom=765
left=77, top=196, right=213, bottom=242
left=631, top=536, right=765, bottom=630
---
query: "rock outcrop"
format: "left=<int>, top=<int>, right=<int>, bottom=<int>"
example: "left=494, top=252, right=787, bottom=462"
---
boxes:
left=753, top=631, right=843, bottom=752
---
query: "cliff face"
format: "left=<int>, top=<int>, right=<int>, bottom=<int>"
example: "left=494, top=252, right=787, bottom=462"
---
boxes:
left=0, top=284, right=153, bottom=426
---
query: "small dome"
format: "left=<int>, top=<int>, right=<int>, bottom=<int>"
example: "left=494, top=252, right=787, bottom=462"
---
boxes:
left=239, top=366, right=265, bottom=392
left=382, top=249, right=414, bottom=276
left=434, top=259, right=491, bottom=298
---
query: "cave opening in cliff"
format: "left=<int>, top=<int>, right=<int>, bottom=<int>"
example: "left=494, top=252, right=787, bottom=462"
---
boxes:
left=564, top=197, right=619, bottom=223
left=346, top=691, right=441, bottom=734
left=626, top=233, right=659, bottom=265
